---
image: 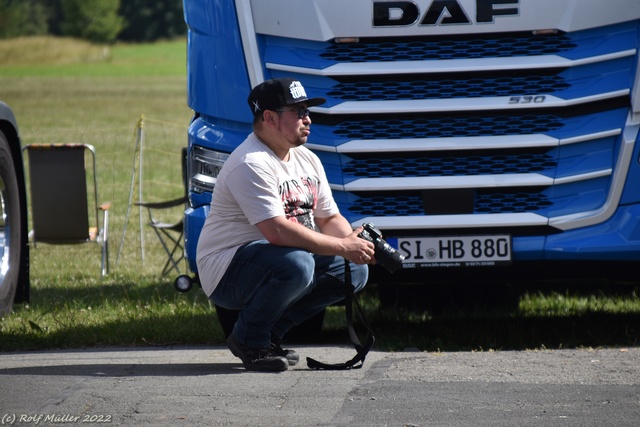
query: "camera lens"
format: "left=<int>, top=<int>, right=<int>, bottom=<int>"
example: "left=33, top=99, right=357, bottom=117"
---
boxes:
left=374, top=240, right=405, bottom=273
left=358, top=223, right=405, bottom=273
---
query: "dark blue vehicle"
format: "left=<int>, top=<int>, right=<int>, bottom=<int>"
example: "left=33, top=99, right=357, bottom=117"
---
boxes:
left=0, top=101, right=30, bottom=316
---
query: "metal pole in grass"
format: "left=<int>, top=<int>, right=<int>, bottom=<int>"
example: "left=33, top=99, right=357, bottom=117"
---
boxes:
left=116, top=115, right=145, bottom=266
left=138, top=116, right=145, bottom=259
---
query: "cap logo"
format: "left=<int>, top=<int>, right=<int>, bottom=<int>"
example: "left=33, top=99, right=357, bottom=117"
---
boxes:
left=289, top=81, right=307, bottom=100
left=252, top=100, right=261, bottom=112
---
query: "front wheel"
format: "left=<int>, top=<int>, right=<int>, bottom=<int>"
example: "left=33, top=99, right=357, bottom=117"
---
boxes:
left=214, top=304, right=326, bottom=341
left=0, top=130, right=23, bottom=316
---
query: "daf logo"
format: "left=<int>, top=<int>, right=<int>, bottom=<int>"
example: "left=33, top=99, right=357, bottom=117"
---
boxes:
left=373, top=0, right=520, bottom=27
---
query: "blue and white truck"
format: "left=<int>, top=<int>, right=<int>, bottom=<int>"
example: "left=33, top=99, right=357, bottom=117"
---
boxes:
left=180, top=0, right=640, bottom=288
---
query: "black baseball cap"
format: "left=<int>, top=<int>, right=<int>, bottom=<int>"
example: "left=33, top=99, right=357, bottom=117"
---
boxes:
left=247, top=78, right=326, bottom=115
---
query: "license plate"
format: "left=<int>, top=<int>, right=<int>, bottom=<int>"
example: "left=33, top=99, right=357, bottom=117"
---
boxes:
left=388, top=235, right=512, bottom=268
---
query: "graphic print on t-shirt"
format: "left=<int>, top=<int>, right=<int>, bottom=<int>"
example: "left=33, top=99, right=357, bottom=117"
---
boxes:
left=279, top=175, right=318, bottom=229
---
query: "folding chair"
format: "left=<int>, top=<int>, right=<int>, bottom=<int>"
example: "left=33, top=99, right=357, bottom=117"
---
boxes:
left=135, top=148, right=188, bottom=276
left=23, top=144, right=110, bottom=277
left=136, top=197, right=187, bottom=276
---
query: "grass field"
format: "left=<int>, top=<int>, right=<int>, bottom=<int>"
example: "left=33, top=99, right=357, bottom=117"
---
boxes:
left=0, top=37, right=638, bottom=353
left=0, top=37, right=215, bottom=351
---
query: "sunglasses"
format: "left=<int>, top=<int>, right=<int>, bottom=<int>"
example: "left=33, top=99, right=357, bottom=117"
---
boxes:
left=275, top=107, right=310, bottom=119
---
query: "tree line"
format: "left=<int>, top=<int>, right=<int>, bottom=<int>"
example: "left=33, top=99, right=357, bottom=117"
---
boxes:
left=0, top=0, right=186, bottom=43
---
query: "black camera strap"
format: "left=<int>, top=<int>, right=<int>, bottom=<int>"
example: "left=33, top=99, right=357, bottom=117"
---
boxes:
left=306, top=260, right=375, bottom=370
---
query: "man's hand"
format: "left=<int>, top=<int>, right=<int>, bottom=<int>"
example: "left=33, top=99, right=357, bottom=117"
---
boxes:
left=340, top=227, right=376, bottom=265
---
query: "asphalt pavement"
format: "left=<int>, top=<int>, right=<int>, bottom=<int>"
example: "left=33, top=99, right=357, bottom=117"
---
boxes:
left=1, top=345, right=639, bottom=426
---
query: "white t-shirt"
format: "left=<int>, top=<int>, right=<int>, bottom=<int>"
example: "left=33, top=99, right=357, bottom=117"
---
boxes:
left=196, top=132, right=339, bottom=297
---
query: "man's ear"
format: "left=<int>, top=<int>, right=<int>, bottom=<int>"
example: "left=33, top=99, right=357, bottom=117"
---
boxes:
left=263, top=110, right=279, bottom=127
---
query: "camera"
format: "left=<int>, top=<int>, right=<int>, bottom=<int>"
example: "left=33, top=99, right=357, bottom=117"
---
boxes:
left=358, top=223, right=405, bottom=273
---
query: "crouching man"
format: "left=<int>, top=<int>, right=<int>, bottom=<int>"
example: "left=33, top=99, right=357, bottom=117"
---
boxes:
left=196, top=78, right=374, bottom=371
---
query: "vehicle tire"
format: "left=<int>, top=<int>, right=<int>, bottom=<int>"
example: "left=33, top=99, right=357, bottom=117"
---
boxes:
left=214, top=304, right=326, bottom=341
left=282, top=309, right=325, bottom=343
left=214, top=304, right=239, bottom=338
left=0, top=130, right=23, bottom=316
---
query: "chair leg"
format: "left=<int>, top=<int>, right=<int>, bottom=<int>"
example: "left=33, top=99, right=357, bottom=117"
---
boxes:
left=101, top=239, right=109, bottom=278
left=152, top=227, right=185, bottom=276
left=101, top=208, right=110, bottom=277
left=161, top=234, right=185, bottom=276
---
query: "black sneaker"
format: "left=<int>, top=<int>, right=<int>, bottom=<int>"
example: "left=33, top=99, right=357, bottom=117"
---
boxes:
left=270, top=341, right=299, bottom=366
left=227, top=334, right=288, bottom=372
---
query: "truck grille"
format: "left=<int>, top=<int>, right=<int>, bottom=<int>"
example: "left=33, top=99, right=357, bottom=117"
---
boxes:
left=261, top=21, right=637, bottom=228
left=333, top=114, right=564, bottom=139
left=327, top=75, right=570, bottom=101
left=343, top=152, right=556, bottom=179
left=344, top=190, right=554, bottom=216
left=319, top=34, right=576, bottom=62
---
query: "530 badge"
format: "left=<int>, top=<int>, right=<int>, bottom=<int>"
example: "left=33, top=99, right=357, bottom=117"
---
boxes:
left=509, top=96, right=547, bottom=104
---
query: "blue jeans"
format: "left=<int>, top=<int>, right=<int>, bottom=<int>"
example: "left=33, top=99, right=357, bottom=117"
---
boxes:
left=210, top=240, right=369, bottom=349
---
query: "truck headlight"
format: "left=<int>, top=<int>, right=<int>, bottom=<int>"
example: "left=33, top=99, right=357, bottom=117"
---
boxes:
left=189, top=146, right=229, bottom=194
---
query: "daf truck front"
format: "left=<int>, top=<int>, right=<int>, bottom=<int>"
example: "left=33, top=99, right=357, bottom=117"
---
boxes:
left=181, top=0, right=640, bottom=287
